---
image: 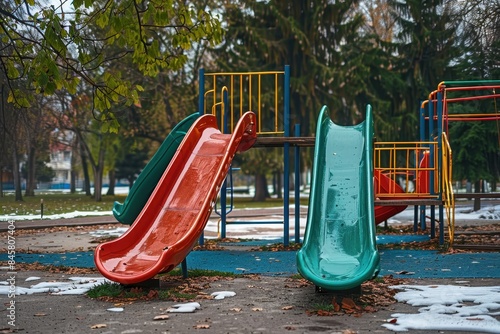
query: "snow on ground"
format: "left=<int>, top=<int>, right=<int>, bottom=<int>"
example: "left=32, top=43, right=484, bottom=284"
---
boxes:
left=0, top=276, right=110, bottom=295
left=0, top=211, right=113, bottom=221
left=383, top=284, right=500, bottom=333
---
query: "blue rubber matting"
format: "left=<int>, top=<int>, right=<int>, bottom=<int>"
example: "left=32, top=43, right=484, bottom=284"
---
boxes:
left=220, top=235, right=430, bottom=246
left=2, top=250, right=499, bottom=279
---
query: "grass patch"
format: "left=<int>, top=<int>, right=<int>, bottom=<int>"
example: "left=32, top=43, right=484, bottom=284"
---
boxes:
left=87, top=282, right=124, bottom=298
left=312, top=302, right=335, bottom=312
left=87, top=282, right=163, bottom=300
left=0, top=192, right=307, bottom=215
left=289, top=273, right=303, bottom=279
left=161, top=268, right=240, bottom=278
left=0, top=193, right=126, bottom=216
left=158, top=289, right=197, bottom=300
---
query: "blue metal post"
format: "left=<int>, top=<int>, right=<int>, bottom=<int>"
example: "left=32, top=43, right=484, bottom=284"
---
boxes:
left=283, top=65, right=291, bottom=246
left=439, top=205, right=444, bottom=244
left=419, top=102, right=426, bottom=230
left=198, top=69, right=205, bottom=116
left=294, top=124, right=301, bottom=244
left=198, top=69, right=205, bottom=246
left=181, top=259, right=188, bottom=278
left=220, top=89, right=229, bottom=239
left=436, top=92, right=444, bottom=244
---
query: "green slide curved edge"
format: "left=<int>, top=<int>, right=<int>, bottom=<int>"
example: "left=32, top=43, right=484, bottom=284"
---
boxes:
left=296, top=105, right=380, bottom=291
left=113, top=113, right=199, bottom=225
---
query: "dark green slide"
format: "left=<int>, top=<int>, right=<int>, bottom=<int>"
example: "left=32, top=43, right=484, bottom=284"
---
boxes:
left=113, top=113, right=199, bottom=225
left=296, top=105, right=380, bottom=291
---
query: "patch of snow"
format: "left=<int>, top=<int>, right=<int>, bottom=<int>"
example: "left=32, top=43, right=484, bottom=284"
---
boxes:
left=25, top=276, right=41, bottom=282
left=211, top=291, right=236, bottom=300
left=168, top=302, right=201, bottom=313
left=107, top=307, right=124, bottom=312
left=0, top=277, right=110, bottom=296
left=383, top=284, right=500, bottom=333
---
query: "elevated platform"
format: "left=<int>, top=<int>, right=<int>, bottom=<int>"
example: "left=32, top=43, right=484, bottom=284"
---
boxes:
left=375, top=199, right=443, bottom=206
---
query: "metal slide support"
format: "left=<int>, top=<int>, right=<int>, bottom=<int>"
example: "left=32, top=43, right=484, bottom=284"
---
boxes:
left=198, top=68, right=205, bottom=116
left=437, top=91, right=445, bottom=244
left=413, top=103, right=430, bottom=232
left=198, top=69, right=205, bottom=246
left=283, top=65, right=291, bottom=246
left=439, top=205, right=444, bottom=244
left=294, top=124, right=301, bottom=244
left=220, top=89, right=230, bottom=239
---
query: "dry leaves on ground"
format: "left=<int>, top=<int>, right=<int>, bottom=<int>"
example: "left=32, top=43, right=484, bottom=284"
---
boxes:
left=378, top=223, right=499, bottom=252
left=306, top=275, right=407, bottom=317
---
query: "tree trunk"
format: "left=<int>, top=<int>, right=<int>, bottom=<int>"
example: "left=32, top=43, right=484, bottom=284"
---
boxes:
left=25, top=146, right=36, bottom=196
left=70, top=170, right=76, bottom=193
left=12, top=149, right=23, bottom=201
left=92, top=166, right=103, bottom=202
left=0, top=168, right=3, bottom=197
left=80, top=142, right=91, bottom=196
left=253, top=173, right=270, bottom=201
left=92, top=141, right=107, bottom=202
left=107, top=169, right=115, bottom=195
left=473, top=180, right=481, bottom=211
left=70, top=139, right=78, bottom=194
left=275, top=171, right=282, bottom=199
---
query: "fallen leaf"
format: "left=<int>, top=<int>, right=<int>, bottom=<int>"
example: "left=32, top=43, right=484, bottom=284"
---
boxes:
left=0, top=328, right=15, bottom=334
left=388, top=318, right=397, bottom=324
left=252, top=307, right=263, bottom=312
left=147, top=290, right=159, bottom=299
left=129, top=287, right=142, bottom=294
left=90, top=324, right=107, bottom=329
left=153, top=314, right=169, bottom=320
left=194, top=324, right=210, bottom=329
left=342, top=330, right=357, bottom=334
left=363, top=305, right=377, bottom=313
left=282, top=306, right=294, bottom=310
left=341, top=297, right=359, bottom=311
left=316, top=310, right=333, bottom=316
left=230, top=308, right=242, bottom=312
left=332, top=298, right=341, bottom=312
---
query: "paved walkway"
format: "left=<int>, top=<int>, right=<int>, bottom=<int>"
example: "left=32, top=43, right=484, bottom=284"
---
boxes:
left=1, top=208, right=499, bottom=333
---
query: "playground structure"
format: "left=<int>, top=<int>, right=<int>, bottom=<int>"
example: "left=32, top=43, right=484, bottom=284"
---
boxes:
left=414, top=80, right=500, bottom=245
left=94, top=112, right=256, bottom=284
left=95, top=67, right=499, bottom=289
left=197, top=67, right=453, bottom=244
left=112, top=113, right=199, bottom=225
left=198, top=67, right=295, bottom=246
left=297, top=105, right=380, bottom=290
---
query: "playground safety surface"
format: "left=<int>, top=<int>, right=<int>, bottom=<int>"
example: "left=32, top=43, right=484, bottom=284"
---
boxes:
left=1, top=214, right=499, bottom=333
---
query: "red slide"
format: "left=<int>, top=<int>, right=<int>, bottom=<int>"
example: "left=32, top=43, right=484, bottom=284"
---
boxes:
left=94, top=112, right=257, bottom=284
left=374, top=170, right=408, bottom=225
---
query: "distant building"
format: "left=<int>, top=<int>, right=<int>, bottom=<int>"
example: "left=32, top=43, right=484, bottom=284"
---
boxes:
left=46, top=129, right=73, bottom=189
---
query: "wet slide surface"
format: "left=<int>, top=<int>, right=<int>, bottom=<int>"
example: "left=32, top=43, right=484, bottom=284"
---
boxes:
left=296, top=105, right=380, bottom=290
left=95, top=112, right=256, bottom=284
left=112, top=113, right=199, bottom=225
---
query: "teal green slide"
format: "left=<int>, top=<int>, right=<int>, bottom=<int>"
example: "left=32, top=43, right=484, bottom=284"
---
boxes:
left=113, top=113, right=199, bottom=225
left=296, top=105, right=380, bottom=290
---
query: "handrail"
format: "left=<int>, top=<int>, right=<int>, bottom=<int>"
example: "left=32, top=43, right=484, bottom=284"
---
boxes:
left=373, top=140, right=440, bottom=198
left=441, top=132, right=455, bottom=247
left=203, top=70, right=286, bottom=135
